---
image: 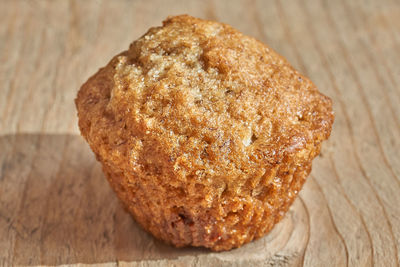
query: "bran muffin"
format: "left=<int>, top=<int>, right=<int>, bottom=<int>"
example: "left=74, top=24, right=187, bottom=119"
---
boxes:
left=75, top=15, right=334, bottom=251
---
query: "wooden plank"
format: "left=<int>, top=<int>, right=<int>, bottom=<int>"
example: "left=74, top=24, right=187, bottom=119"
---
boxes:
left=0, top=0, right=399, bottom=266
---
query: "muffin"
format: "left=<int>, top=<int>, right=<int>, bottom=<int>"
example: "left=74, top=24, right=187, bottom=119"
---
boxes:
left=75, top=15, right=334, bottom=251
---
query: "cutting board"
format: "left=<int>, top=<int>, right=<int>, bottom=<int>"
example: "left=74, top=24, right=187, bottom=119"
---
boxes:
left=1, top=0, right=399, bottom=266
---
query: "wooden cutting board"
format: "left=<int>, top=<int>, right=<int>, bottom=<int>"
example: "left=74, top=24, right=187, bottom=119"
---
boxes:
left=1, top=0, right=399, bottom=266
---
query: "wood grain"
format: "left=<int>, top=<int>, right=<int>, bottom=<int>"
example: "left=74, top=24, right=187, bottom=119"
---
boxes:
left=0, top=0, right=399, bottom=266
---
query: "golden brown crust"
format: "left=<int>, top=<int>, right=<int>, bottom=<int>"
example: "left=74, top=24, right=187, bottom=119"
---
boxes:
left=75, top=15, right=334, bottom=251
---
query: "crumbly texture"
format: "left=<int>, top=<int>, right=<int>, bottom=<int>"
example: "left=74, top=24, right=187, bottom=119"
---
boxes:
left=75, top=15, right=334, bottom=251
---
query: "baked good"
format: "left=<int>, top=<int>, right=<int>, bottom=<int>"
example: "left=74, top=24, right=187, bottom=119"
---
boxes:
left=75, top=15, right=334, bottom=251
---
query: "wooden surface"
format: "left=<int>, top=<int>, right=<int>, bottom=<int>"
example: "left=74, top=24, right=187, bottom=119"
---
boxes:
left=1, top=0, right=400, bottom=266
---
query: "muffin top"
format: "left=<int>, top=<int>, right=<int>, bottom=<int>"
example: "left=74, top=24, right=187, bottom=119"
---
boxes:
left=76, top=15, right=333, bottom=190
